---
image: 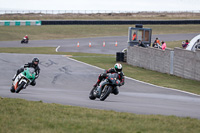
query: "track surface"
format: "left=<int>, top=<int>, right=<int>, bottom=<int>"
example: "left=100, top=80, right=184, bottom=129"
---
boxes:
left=0, top=33, right=199, bottom=54
left=0, top=33, right=200, bottom=119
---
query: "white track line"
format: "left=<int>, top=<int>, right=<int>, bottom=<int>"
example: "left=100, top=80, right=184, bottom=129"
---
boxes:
left=55, top=46, right=60, bottom=52
left=66, top=56, right=200, bottom=97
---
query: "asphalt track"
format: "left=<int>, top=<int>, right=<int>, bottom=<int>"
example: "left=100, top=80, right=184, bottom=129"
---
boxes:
left=0, top=33, right=199, bottom=54
left=0, top=33, right=200, bottom=119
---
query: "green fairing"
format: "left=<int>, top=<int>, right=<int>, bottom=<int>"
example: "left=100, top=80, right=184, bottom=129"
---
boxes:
left=22, top=68, right=36, bottom=80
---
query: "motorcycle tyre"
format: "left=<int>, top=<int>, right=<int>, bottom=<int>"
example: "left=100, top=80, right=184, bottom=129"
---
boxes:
left=16, top=81, right=26, bottom=93
left=100, top=86, right=112, bottom=101
left=10, top=85, right=15, bottom=93
left=89, top=87, right=96, bottom=100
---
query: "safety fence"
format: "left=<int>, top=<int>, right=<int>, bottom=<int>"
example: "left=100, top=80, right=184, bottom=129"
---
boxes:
left=41, top=20, right=200, bottom=25
left=1, top=20, right=200, bottom=26
left=0, top=20, right=41, bottom=26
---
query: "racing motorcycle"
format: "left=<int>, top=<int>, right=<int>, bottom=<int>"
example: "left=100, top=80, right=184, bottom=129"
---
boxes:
left=10, top=67, right=36, bottom=93
left=89, top=73, right=121, bottom=101
left=21, top=38, right=28, bottom=44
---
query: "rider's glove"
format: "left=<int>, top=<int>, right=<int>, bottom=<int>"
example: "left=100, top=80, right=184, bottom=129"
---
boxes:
left=101, top=73, right=107, bottom=77
left=35, top=74, right=39, bottom=79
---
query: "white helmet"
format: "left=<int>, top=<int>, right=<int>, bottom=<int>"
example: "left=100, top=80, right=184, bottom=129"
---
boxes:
left=114, top=63, right=122, bottom=72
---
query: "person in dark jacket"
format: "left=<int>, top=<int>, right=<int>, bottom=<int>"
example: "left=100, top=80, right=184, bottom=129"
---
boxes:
left=93, top=63, right=125, bottom=95
left=138, top=40, right=146, bottom=47
left=12, top=58, right=40, bottom=86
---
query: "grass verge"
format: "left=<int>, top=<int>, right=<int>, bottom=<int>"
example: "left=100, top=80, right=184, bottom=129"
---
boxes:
left=1, top=12, right=200, bottom=20
left=1, top=97, right=200, bottom=133
left=0, top=25, right=200, bottom=41
left=1, top=47, right=200, bottom=95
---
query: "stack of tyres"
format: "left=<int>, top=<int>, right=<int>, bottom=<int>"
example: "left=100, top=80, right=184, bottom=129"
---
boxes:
left=116, top=52, right=125, bottom=62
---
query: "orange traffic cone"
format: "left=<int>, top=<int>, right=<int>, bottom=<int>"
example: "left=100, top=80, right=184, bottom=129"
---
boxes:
left=77, top=42, right=80, bottom=47
left=89, top=41, right=91, bottom=47
left=103, top=41, right=105, bottom=47
left=115, top=41, right=118, bottom=47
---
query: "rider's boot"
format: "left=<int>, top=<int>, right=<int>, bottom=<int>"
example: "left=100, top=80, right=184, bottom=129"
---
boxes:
left=112, top=87, right=119, bottom=95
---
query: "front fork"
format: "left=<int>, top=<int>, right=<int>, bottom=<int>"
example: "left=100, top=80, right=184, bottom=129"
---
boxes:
left=96, top=81, right=108, bottom=97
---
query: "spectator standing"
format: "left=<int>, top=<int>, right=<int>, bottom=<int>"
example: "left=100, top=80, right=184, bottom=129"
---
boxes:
left=132, top=32, right=137, bottom=41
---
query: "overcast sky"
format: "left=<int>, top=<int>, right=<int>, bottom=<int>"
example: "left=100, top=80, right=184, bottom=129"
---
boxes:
left=0, top=0, right=199, bottom=11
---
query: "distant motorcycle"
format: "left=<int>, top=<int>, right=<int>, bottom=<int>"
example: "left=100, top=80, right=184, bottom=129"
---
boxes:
left=89, top=73, right=121, bottom=101
left=10, top=67, right=36, bottom=93
left=21, top=38, right=28, bottom=44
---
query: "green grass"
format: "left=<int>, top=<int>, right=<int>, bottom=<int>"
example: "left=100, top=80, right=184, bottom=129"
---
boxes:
left=166, top=40, right=184, bottom=49
left=1, top=47, right=200, bottom=95
left=1, top=97, right=200, bottom=133
left=0, top=25, right=200, bottom=41
left=0, top=47, right=113, bottom=56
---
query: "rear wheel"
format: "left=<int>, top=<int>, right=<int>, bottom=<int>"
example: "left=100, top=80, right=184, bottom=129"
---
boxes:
left=100, top=86, right=112, bottom=101
left=16, top=82, right=26, bottom=93
left=89, top=87, right=96, bottom=100
left=10, top=85, right=15, bottom=93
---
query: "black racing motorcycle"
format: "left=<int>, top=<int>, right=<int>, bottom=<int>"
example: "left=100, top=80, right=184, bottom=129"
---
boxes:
left=89, top=73, right=121, bottom=101
left=21, top=38, right=28, bottom=44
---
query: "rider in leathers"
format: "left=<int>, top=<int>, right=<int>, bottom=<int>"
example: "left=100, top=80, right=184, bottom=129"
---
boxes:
left=12, top=58, right=40, bottom=86
left=93, top=63, right=125, bottom=95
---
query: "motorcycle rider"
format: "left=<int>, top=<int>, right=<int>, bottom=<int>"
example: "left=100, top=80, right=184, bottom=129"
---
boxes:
left=22, top=35, right=29, bottom=43
left=93, top=63, right=125, bottom=95
left=12, top=58, right=40, bottom=86
left=24, top=35, right=29, bottom=40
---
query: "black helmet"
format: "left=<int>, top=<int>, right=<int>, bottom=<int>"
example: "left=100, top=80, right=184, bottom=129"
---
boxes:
left=32, top=57, right=39, bottom=66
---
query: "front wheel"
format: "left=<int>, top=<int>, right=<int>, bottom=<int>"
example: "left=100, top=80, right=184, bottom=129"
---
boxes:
left=89, top=87, right=96, bottom=100
left=10, top=85, right=15, bottom=93
left=16, top=82, right=26, bottom=93
left=100, top=86, right=112, bottom=101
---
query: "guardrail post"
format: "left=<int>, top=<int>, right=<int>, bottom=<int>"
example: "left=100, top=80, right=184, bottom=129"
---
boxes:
left=170, top=51, right=174, bottom=75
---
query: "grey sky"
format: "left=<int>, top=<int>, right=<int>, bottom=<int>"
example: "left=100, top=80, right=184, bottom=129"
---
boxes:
left=0, top=0, right=199, bottom=11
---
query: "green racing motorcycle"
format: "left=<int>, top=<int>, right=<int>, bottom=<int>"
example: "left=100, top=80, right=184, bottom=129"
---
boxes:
left=10, top=67, right=36, bottom=93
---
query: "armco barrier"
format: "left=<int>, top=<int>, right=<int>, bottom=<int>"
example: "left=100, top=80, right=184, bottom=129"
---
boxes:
left=41, top=20, right=200, bottom=25
left=0, top=20, right=41, bottom=26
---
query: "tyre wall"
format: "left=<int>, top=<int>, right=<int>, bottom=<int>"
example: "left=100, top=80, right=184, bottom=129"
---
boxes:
left=41, top=20, right=200, bottom=25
